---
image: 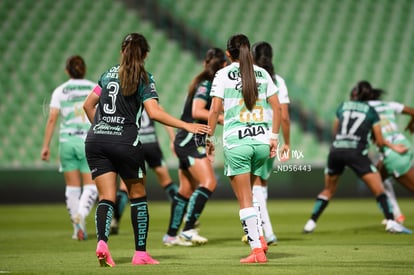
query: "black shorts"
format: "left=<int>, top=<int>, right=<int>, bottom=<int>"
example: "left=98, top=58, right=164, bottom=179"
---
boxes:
left=326, top=149, right=377, bottom=177
left=85, top=142, right=146, bottom=180
left=142, top=142, right=164, bottom=168
left=174, top=137, right=206, bottom=170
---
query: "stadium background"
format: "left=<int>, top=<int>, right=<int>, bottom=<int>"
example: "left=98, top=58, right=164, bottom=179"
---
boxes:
left=0, top=0, right=413, bottom=203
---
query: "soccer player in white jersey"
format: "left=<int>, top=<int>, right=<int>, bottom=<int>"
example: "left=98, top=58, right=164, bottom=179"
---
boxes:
left=247, top=41, right=291, bottom=246
left=41, top=55, right=98, bottom=241
left=364, top=87, right=414, bottom=223
left=207, top=34, right=281, bottom=263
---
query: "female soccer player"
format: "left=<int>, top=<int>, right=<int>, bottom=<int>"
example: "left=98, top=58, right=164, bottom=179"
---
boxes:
left=163, top=47, right=227, bottom=246
left=365, top=86, right=414, bottom=223
left=110, top=109, right=178, bottom=235
left=41, top=55, right=97, bottom=241
left=303, top=81, right=411, bottom=234
left=83, top=33, right=210, bottom=266
left=250, top=41, right=291, bottom=246
left=207, top=34, right=281, bottom=263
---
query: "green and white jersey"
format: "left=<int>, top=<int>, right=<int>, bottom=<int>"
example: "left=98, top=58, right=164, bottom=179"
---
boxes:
left=275, top=74, right=289, bottom=104
left=50, top=79, right=96, bottom=143
left=210, top=62, right=278, bottom=149
left=263, top=73, right=290, bottom=124
left=367, top=100, right=405, bottom=143
left=138, top=109, right=158, bottom=144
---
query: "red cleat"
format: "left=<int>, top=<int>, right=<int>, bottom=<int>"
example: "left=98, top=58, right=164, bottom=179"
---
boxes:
left=240, top=248, right=267, bottom=264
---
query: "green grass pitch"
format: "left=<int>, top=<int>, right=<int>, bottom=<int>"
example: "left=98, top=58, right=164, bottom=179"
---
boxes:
left=0, top=199, right=413, bottom=274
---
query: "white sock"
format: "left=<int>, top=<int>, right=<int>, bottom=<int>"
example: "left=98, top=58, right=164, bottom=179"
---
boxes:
left=72, top=223, right=77, bottom=238
left=239, top=207, right=261, bottom=249
left=252, top=195, right=264, bottom=237
left=77, top=184, right=98, bottom=219
left=383, top=178, right=402, bottom=218
left=253, top=185, right=275, bottom=241
left=263, top=186, right=268, bottom=200
left=65, top=186, right=81, bottom=222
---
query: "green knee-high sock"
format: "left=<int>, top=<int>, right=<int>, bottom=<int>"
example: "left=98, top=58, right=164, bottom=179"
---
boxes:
left=310, top=195, right=329, bottom=222
left=163, top=182, right=178, bottom=201
left=95, top=200, right=114, bottom=242
left=166, top=193, right=188, bottom=236
left=130, top=197, right=149, bottom=251
left=114, top=190, right=128, bottom=221
left=183, top=187, right=212, bottom=231
left=376, top=193, right=394, bottom=220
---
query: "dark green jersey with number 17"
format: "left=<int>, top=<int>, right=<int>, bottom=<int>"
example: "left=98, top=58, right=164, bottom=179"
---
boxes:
left=332, top=100, right=380, bottom=151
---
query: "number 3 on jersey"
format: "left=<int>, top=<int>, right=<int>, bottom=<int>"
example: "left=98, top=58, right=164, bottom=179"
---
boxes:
left=103, top=82, right=119, bottom=114
left=239, top=99, right=264, bottom=123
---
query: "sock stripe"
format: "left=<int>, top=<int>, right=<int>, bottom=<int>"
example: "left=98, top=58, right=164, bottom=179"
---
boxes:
left=240, top=214, right=257, bottom=221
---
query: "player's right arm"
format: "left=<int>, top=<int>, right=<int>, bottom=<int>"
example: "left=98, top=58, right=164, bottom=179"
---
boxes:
left=41, top=108, right=59, bottom=161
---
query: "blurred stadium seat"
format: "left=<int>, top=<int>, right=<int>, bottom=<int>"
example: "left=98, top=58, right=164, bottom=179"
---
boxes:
left=1, top=0, right=413, bottom=168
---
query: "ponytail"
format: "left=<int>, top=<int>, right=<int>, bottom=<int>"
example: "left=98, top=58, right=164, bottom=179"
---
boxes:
left=119, top=33, right=150, bottom=96
left=239, top=44, right=257, bottom=111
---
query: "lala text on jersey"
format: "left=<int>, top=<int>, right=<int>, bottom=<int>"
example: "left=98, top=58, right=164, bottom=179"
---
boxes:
left=238, top=125, right=266, bottom=139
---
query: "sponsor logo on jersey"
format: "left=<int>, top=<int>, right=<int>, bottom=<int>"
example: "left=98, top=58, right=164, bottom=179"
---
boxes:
left=238, top=125, right=265, bottom=139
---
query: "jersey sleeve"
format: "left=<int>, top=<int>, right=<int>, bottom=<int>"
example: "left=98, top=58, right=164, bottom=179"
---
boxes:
left=49, top=87, right=61, bottom=109
left=388, top=101, right=405, bottom=114
left=210, top=70, right=225, bottom=99
left=97, top=69, right=109, bottom=90
left=335, top=102, right=343, bottom=119
left=142, top=74, right=159, bottom=102
left=275, top=75, right=290, bottom=104
left=368, top=105, right=380, bottom=125
left=264, top=70, right=278, bottom=99
left=92, top=85, right=102, bottom=96
left=194, top=80, right=210, bottom=102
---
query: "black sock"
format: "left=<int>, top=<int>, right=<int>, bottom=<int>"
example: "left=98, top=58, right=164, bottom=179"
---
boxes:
left=130, top=197, right=148, bottom=251
left=114, top=190, right=128, bottom=221
left=310, top=196, right=329, bottom=222
left=95, top=200, right=115, bottom=242
left=183, top=187, right=212, bottom=231
left=167, top=193, right=188, bottom=236
left=376, top=193, right=394, bottom=220
left=164, top=182, right=178, bottom=201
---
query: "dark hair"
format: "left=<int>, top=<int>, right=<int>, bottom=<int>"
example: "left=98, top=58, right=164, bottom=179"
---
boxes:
left=119, top=33, right=150, bottom=96
left=227, top=34, right=257, bottom=111
left=187, top=47, right=226, bottom=99
left=66, top=55, right=86, bottom=79
left=350, top=80, right=373, bottom=101
left=252, top=41, right=275, bottom=81
left=371, top=88, right=385, bottom=100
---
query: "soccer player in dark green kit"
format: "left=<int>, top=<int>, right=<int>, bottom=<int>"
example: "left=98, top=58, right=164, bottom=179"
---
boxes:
left=83, top=33, right=210, bottom=266
left=303, top=80, right=412, bottom=234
